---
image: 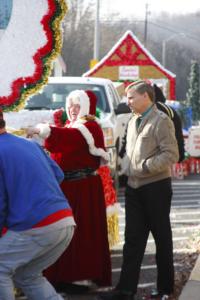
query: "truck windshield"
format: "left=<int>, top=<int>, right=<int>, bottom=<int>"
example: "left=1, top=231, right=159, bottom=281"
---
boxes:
left=25, top=83, right=110, bottom=113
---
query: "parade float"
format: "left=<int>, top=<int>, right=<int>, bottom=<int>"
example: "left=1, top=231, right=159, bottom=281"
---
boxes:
left=0, top=0, right=67, bottom=112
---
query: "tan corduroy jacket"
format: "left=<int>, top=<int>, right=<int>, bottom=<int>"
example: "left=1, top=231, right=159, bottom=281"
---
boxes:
left=123, top=104, right=179, bottom=189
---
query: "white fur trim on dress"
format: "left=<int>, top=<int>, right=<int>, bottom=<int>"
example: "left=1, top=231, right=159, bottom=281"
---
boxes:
left=106, top=203, right=121, bottom=216
left=73, top=122, right=109, bottom=162
left=66, top=90, right=90, bottom=121
left=36, top=123, right=51, bottom=139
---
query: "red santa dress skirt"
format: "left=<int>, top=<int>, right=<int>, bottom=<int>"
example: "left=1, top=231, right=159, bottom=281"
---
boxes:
left=44, top=173, right=111, bottom=287
left=43, top=122, right=112, bottom=286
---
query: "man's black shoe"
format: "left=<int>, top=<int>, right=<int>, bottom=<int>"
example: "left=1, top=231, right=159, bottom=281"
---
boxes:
left=150, top=288, right=159, bottom=298
left=150, top=289, right=170, bottom=299
left=55, top=282, right=90, bottom=294
left=98, top=289, right=135, bottom=300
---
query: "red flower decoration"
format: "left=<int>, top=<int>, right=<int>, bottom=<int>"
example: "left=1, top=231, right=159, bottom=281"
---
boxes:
left=53, top=109, right=65, bottom=127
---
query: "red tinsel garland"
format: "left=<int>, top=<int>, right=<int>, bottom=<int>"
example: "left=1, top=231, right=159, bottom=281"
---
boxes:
left=97, top=166, right=117, bottom=207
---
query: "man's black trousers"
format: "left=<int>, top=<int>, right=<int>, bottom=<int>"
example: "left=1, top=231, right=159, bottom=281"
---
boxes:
left=117, top=177, right=174, bottom=295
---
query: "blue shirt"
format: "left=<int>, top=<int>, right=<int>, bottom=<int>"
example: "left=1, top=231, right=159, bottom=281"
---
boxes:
left=0, top=133, right=72, bottom=231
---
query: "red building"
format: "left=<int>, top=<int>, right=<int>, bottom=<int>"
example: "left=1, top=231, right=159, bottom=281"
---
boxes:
left=84, top=30, right=176, bottom=99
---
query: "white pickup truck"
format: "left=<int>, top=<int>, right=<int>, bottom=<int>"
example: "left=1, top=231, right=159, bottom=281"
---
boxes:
left=4, top=76, right=131, bottom=187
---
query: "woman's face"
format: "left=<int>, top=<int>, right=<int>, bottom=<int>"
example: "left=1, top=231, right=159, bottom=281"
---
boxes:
left=69, top=103, right=80, bottom=122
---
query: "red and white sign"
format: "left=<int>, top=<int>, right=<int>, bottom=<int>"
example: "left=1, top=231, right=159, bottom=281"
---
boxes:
left=119, top=66, right=139, bottom=80
left=188, top=126, right=200, bottom=157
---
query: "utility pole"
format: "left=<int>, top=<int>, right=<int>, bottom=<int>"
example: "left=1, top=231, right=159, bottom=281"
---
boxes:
left=91, top=0, right=100, bottom=68
left=144, top=3, right=149, bottom=47
left=162, top=39, right=167, bottom=67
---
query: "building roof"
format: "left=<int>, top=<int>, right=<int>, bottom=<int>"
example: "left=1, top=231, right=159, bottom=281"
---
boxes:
left=83, top=30, right=176, bottom=79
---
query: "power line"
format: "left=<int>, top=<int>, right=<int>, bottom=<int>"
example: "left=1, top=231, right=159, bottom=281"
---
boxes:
left=100, top=18, right=200, bottom=43
left=149, top=21, right=200, bottom=43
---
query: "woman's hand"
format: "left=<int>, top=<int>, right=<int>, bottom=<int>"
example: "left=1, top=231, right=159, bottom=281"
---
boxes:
left=26, top=127, right=40, bottom=138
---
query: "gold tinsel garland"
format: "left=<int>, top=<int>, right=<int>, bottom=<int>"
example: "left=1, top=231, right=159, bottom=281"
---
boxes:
left=107, top=213, right=120, bottom=248
left=15, top=0, right=67, bottom=111
left=6, top=128, right=26, bottom=136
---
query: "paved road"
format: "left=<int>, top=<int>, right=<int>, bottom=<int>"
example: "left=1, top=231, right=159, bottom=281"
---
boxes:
left=17, top=175, right=200, bottom=300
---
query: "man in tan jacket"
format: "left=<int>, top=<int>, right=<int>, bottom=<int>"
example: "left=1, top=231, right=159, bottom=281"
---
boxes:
left=100, top=81, right=179, bottom=300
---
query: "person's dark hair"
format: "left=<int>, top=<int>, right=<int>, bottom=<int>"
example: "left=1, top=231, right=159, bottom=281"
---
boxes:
left=153, top=84, right=166, bottom=103
left=0, top=108, right=5, bottom=128
left=0, top=120, right=5, bottom=128
left=126, top=80, right=155, bottom=102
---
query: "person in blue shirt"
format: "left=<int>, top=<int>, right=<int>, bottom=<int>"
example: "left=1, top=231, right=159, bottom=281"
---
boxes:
left=0, top=108, right=75, bottom=300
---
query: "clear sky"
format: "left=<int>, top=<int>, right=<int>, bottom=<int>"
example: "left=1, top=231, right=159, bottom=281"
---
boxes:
left=102, top=0, right=200, bottom=18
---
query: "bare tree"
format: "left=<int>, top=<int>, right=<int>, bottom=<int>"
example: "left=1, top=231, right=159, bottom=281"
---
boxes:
left=61, top=0, right=94, bottom=75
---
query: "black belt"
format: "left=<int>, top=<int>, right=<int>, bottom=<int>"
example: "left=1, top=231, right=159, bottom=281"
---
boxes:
left=64, top=168, right=97, bottom=181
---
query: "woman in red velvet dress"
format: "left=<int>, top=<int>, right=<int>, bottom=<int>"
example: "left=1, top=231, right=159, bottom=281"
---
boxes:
left=31, top=90, right=112, bottom=291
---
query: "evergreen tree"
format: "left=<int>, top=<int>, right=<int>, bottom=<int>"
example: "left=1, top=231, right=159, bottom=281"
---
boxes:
left=186, top=60, right=200, bottom=124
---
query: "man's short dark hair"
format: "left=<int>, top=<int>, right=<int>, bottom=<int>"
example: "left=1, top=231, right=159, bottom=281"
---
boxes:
left=0, top=119, right=5, bottom=128
left=126, top=80, right=155, bottom=102
left=0, top=108, right=5, bottom=128
left=153, top=84, right=166, bottom=103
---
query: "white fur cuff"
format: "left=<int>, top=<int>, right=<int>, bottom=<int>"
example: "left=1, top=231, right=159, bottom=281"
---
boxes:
left=36, top=123, right=51, bottom=139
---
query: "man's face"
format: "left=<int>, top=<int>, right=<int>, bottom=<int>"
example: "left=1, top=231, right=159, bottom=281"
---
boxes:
left=127, top=89, right=149, bottom=114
